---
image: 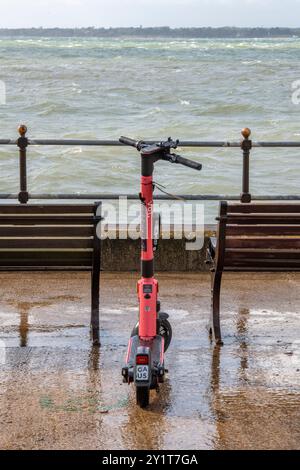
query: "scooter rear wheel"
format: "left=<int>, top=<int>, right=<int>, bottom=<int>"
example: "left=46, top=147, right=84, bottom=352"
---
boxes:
left=136, top=387, right=149, bottom=408
left=131, top=316, right=172, bottom=352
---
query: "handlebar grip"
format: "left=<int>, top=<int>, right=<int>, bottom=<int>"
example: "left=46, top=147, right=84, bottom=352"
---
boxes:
left=174, top=155, right=202, bottom=171
left=119, top=136, right=139, bottom=148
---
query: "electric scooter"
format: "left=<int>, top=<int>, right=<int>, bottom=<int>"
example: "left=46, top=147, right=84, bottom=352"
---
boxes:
left=120, top=137, right=202, bottom=408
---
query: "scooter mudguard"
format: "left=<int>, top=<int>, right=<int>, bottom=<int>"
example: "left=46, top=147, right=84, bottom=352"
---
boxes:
left=123, top=335, right=165, bottom=387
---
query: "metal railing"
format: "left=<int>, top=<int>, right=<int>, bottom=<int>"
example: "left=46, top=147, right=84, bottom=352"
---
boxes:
left=1, top=125, right=300, bottom=204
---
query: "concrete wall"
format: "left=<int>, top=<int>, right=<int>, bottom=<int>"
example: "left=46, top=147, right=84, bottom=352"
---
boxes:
left=102, top=225, right=216, bottom=272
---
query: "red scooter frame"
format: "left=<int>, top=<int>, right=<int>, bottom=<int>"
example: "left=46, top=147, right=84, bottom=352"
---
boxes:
left=120, top=137, right=202, bottom=408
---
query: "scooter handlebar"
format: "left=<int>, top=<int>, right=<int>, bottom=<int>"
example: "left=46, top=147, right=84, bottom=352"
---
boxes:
left=119, top=136, right=140, bottom=148
left=119, top=136, right=202, bottom=171
left=167, top=154, right=202, bottom=171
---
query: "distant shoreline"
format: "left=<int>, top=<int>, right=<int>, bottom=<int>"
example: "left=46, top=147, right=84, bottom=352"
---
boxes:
left=0, top=27, right=299, bottom=38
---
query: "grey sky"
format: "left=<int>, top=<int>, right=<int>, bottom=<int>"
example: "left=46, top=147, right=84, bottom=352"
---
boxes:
left=0, top=0, right=300, bottom=28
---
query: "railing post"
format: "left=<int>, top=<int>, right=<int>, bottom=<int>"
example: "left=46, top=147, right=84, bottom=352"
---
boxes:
left=17, top=124, right=29, bottom=204
left=240, top=127, right=252, bottom=203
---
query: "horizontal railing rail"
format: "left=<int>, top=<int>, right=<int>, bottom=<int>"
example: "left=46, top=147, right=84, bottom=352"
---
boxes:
left=1, top=194, right=300, bottom=201
left=0, top=125, right=299, bottom=204
left=1, top=139, right=300, bottom=148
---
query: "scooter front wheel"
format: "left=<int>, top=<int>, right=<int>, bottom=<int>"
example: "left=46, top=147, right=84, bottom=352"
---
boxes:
left=158, top=317, right=172, bottom=352
left=136, top=387, right=149, bottom=408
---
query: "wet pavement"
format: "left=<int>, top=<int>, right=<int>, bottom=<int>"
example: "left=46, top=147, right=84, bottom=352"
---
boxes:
left=0, top=271, right=299, bottom=450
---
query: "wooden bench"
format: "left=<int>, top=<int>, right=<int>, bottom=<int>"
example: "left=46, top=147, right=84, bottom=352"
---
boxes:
left=0, top=203, right=102, bottom=345
left=207, top=201, right=300, bottom=345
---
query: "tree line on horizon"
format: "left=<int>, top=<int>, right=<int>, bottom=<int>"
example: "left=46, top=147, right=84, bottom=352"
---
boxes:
left=0, top=26, right=299, bottom=38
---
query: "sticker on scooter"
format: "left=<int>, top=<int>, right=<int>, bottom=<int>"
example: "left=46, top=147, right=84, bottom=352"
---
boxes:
left=143, top=284, right=152, bottom=294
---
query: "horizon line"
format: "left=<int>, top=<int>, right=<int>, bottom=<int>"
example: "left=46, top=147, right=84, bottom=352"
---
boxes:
left=0, top=26, right=300, bottom=30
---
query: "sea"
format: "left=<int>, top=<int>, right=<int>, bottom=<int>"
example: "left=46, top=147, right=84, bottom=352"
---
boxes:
left=0, top=36, right=300, bottom=221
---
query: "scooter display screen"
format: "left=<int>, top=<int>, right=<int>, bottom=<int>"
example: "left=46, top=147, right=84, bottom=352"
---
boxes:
left=143, top=284, right=153, bottom=294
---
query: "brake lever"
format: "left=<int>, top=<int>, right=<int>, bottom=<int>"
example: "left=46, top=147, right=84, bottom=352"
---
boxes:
left=162, top=153, right=179, bottom=163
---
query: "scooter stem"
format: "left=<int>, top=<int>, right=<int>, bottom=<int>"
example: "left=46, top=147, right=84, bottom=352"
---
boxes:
left=138, top=151, right=159, bottom=339
left=140, top=175, right=154, bottom=277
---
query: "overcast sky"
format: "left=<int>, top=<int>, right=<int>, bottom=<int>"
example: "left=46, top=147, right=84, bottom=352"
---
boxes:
left=1, top=0, right=300, bottom=28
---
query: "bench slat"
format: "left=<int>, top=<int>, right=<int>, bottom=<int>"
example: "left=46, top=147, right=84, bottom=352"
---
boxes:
left=0, top=262, right=92, bottom=268
left=0, top=256, right=92, bottom=267
left=0, top=216, right=95, bottom=225
left=0, top=266, right=92, bottom=271
left=226, top=237, right=300, bottom=250
left=0, top=204, right=95, bottom=214
left=226, top=249, right=300, bottom=260
left=0, top=226, right=94, bottom=237
left=225, top=258, right=300, bottom=268
left=0, top=251, right=92, bottom=260
left=228, top=203, right=300, bottom=213
left=226, top=215, right=300, bottom=225
left=224, top=266, right=300, bottom=272
left=0, top=239, right=93, bottom=249
left=227, top=225, right=300, bottom=236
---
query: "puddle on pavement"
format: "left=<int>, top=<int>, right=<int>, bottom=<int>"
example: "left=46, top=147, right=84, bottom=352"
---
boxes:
left=0, top=272, right=299, bottom=450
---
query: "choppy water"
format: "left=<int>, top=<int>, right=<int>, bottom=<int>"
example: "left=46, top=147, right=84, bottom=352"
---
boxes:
left=0, top=37, right=300, bottom=219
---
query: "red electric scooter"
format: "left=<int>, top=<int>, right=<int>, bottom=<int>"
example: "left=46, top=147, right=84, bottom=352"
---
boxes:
left=120, top=137, right=202, bottom=407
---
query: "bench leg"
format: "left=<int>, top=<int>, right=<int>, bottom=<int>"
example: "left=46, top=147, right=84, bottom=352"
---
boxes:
left=91, top=269, right=100, bottom=346
left=91, top=203, right=101, bottom=346
left=210, top=271, right=223, bottom=346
